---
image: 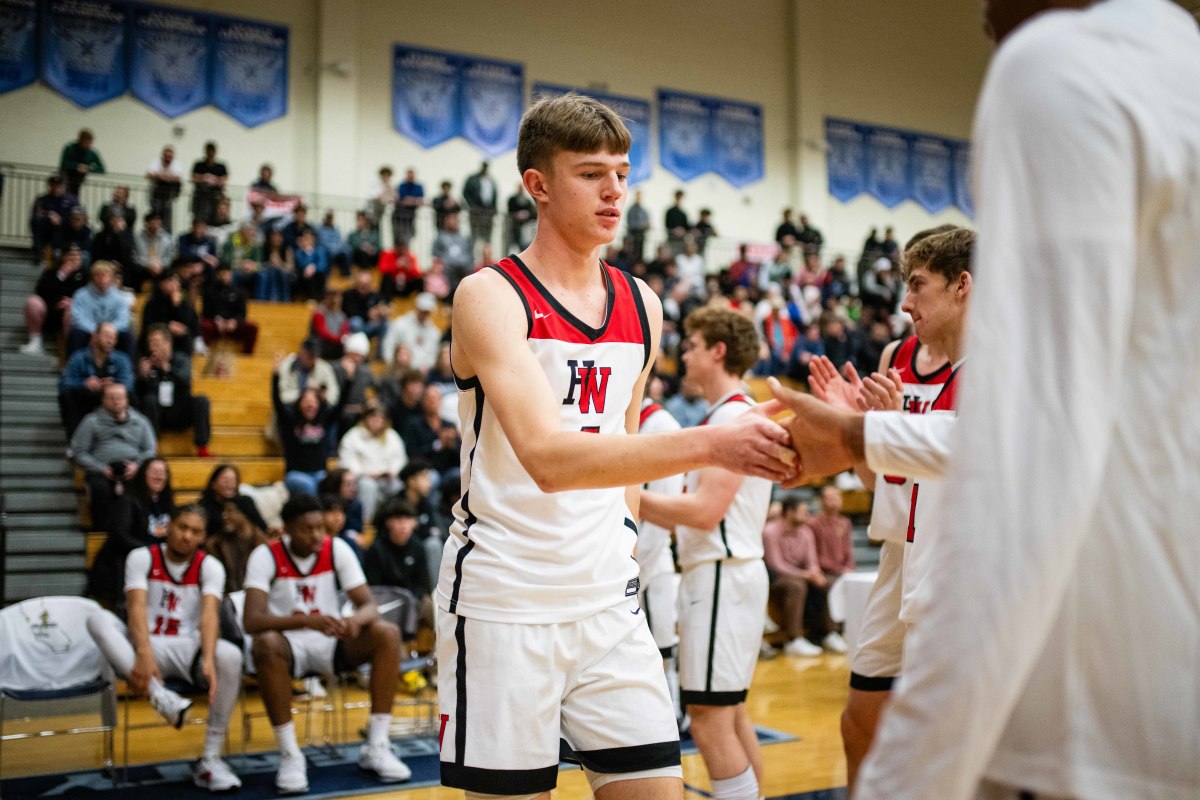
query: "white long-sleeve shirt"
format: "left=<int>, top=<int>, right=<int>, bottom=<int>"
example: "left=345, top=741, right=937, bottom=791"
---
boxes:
left=857, top=2, right=1200, bottom=799
left=338, top=425, right=407, bottom=478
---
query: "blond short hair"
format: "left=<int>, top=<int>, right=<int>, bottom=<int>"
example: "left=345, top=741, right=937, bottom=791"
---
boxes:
left=684, top=306, right=761, bottom=377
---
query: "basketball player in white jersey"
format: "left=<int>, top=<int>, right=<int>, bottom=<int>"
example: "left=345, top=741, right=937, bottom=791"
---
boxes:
left=808, top=226, right=972, bottom=790
left=437, top=94, right=794, bottom=800
left=243, top=494, right=409, bottom=795
left=86, top=505, right=243, bottom=792
left=639, top=307, right=773, bottom=800
left=637, top=382, right=685, bottom=724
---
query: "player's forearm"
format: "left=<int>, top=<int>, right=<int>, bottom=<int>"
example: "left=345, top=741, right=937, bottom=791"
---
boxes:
left=349, top=600, right=379, bottom=628
left=522, top=427, right=718, bottom=493
left=200, top=602, right=219, bottom=663
left=125, top=592, right=152, bottom=653
left=243, top=611, right=313, bottom=634
left=863, top=412, right=955, bottom=480
left=640, top=489, right=723, bottom=532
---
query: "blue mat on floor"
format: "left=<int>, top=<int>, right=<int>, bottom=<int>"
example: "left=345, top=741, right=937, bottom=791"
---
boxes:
left=0, top=727, right=797, bottom=799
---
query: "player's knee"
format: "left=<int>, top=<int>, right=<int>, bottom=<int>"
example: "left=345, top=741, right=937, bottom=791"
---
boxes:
left=369, top=618, right=401, bottom=651
left=251, top=631, right=287, bottom=665
left=215, top=639, right=244, bottom=675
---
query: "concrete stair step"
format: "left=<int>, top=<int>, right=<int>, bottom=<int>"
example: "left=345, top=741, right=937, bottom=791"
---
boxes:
left=0, top=350, right=60, bottom=373
left=0, top=376, right=59, bottom=396
left=0, top=473, right=75, bottom=491
left=0, top=457, right=74, bottom=477
left=5, top=554, right=88, bottom=572
left=4, top=530, right=86, bottom=555
left=4, top=491, right=80, bottom=513
left=5, top=573, right=87, bottom=603
left=0, top=397, right=60, bottom=414
left=5, top=511, right=83, bottom=531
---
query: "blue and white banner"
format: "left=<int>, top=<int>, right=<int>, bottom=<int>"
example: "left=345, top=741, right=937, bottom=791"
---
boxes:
left=825, top=118, right=868, bottom=203
left=130, top=4, right=209, bottom=118
left=657, top=90, right=712, bottom=183
left=0, top=0, right=37, bottom=95
left=952, top=141, right=974, bottom=217
left=460, top=55, right=523, bottom=158
left=826, top=117, right=971, bottom=217
left=41, top=0, right=128, bottom=108
left=532, top=83, right=652, bottom=185
left=392, top=45, right=460, bottom=149
left=910, top=134, right=953, bottom=214
left=210, top=16, right=288, bottom=128
left=865, top=127, right=911, bottom=209
left=711, top=99, right=764, bottom=188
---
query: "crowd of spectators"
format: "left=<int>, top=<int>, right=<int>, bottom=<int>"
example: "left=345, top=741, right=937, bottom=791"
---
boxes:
left=19, top=128, right=924, bottom=664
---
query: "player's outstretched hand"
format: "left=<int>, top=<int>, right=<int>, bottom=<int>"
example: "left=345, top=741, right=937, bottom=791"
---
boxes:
left=859, top=368, right=904, bottom=411
left=768, top=377, right=861, bottom=488
left=808, top=356, right=863, bottom=413
left=709, top=403, right=797, bottom=483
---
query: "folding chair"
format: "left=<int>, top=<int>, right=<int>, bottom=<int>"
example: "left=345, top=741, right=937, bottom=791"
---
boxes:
left=0, top=597, right=117, bottom=780
left=119, top=677, right=209, bottom=779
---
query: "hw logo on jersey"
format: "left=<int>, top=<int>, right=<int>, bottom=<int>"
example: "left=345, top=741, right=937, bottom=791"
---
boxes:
left=161, top=590, right=179, bottom=612
left=903, top=394, right=932, bottom=414
left=562, top=360, right=612, bottom=414
left=298, top=584, right=316, bottom=605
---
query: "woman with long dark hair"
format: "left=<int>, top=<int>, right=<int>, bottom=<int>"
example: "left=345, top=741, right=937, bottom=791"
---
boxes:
left=85, top=457, right=175, bottom=608
left=274, top=366, right=349, bottom=498
left=198, top=462, right=269, bottom=540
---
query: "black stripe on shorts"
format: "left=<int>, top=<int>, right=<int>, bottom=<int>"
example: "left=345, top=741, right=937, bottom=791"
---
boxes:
left=440, top=762, right=560, bottom=795
left=680, top=688, right=747, bottom=707
left=849, top=672, right=896, bottom=692
left=574, top=740, right=681, bottom=774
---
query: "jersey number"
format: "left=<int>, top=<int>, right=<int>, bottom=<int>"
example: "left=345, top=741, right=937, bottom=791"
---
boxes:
left=151, top=616, right=180, bottom=636
left=906, top=484, right=920, bottom=543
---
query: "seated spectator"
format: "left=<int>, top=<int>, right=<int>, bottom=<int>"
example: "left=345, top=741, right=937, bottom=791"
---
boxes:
left=381, top=292, right=440, bottom=371
left=20, top=244, right=86, bottom=356
left=821, top=316, right=855, bottom=371
left=342, top=271, right=389, bottom=349
left=339, top=404, right=406, bottom=525
left=859, top=257, right=900, bottom=318
left=319, top=468, right=365, bottom=539
left=797, top=252, right=825, bottom=288
left=726, top=244, right=759, bottom=292
left=787, top=322, right=827, bottom=382
left=201, top=263, right=259, bottom=354
left=757, top=288, right=804, bottom=376
left=664, top=379, right=708, bottom=428
left=220, top=221, right=262, bottom=297
left=275, top=337, right=341, bottom=408
left=310, top=287, right=350, bottom=360
left=363, top=498, right=433, bottom=629
left=84, top=457, right=174, bottom=608
left=420, top=256, right=448, bottom=302
left=432, top=212, right=472, bottom=297
left=316, top=210, right=349, bottom=276
left=258, top=227, right=294, bottom=302
left=176, top=217, right=220, bottom=281
left=242, top=495, right=410, bottom=793
left=399, top=384, right=450, bottom=461
left=378, top=364, right=424, bottom=436
left=70, top=383, right=157, bottom=535
left=99, top=185, right=136, bottom=229
left=59, top=322, right=134, bottom=435
left=199, top=463, right=271, bottom=541
left=854, top=319, right=893, bottom=378
left=273, top=359, right=349, bottom=497
left=674, top=239, right=705, bottom=296
left=762, top=497, right=833, bottom=657
left=821, top=255, right=853, bottom=305
left=397, top=461, right=446, bottom=590
left=429, top=422, right=461, bottom=492
left=91, top=210, right=134, bottom=275
left=135, top=324, right=212, bottom=457
left=425, top=343, right=455, bottom=395
left=348, top=211, right=381, bottom=272
left=319, top=494, right=363, bottom=560
left=808, top=485, right=856, bottom=589
left=56, top=207, right=93, bottom=265
left=131, top=211, right=175, bottom=292
left=30, top=173, right=76, bottom=261
left=280, top=204, right=314, bottom=250
left=139, top=270, right=201, bottom=357
left=334, top=333, right=375, bottom=433
left=205, top=500, right=268, bottom=594
left=760, top=244, right=795, bottom=292
left=292, top=230, right=328, bottom=301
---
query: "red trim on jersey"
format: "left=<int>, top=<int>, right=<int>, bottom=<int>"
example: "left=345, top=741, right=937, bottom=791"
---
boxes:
left=639, top=402, right=665, bottom=428
left=932, top=366, right=962, bottom=412
left=893, top=336, right=952, bottom=384
left=269, top=536, right=335, bottom=580
left=492, top=256, right=647, bottom=345
left=148, top=544, right=204, bottom=586
left=700, top=394, right=752, bottom=426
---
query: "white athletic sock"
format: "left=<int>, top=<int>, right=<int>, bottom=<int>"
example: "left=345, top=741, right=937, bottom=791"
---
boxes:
left=147, top=677, right=167, bottom=701
left=367, top=713, right=392, bottom=746
left=273, top=721, right=302, bottom=758
left=711, top=765, right=758, bottom=800
left=202, top=727, right=227, bottom=759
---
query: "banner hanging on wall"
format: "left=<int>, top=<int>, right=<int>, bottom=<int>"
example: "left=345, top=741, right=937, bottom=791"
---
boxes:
left=129, top=4, right=210, bottom=119
left=825, top=117, right=972, bottom=216
left=658, top=89, right=764, bottom=188
left=210, top=16, right=288, bottom=128
left=41, top=0, right=129, bottom=108
left=532, top=83, right=652, bottom=185
left=392, top=44, right=524, bottom=157
left=0, top=0, right=37, bottom=95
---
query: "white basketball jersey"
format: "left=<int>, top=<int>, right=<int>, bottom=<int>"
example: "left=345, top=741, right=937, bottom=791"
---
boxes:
left=262, top=536, right=343, bottom=619
left=142, top=544, right=207, bottom=639
left=438, top=257, right=652, bottom=624
left=638, top=400, right=683, bottom=583
left=869, top=336, right=953, bottom=544
left=675, top=391, right=772, bottom=571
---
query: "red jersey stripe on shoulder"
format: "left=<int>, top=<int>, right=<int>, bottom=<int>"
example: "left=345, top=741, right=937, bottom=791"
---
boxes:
left=700, top=393, right=753, bottom=426
left=894, top=336, right=952, bottom=384
left=639, top=402, right=665, bottom=428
